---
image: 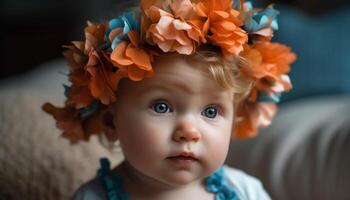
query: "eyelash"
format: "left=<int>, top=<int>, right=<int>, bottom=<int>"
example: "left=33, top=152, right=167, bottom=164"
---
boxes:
left=149, top=100, right=222, bottom=119
left=201, top=105, right=220, bottom=119
left=150, top=100, right=173, bottom=114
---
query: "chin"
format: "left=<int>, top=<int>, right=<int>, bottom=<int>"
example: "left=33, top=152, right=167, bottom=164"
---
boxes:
left=160, top=171, right=202, bottom=186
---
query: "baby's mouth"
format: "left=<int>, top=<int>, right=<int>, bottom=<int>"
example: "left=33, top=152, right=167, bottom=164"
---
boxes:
left=168, top=155, right=198, bottom=160
left=166, top=152, right=199, bottom=163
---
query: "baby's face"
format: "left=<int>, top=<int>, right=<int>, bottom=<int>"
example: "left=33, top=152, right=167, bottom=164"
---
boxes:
left=113, top=55, right=234, bottom=187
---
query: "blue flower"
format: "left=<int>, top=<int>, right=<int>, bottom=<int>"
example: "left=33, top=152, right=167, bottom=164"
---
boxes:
left=232, top=0, right=240, bottom=8
left=205, top=168, right=238, bottom=200
left=243, top=2, right=279, bottom=33
left=206, top=168, right=224, bottom=193
left=106, top=11, right=141, bottom=50
left=258, top=92, right=281, bottom=103
left=79, top=101, right=101, bottom=119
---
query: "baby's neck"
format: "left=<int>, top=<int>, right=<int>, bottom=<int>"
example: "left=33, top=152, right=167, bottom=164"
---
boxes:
left=114, top=161, right=214, bottom=200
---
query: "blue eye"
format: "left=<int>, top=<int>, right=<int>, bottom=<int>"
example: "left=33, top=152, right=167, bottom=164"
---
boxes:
left=202, top=106, right=218, bottom=118
left=151, top=102, right=171, bottom=113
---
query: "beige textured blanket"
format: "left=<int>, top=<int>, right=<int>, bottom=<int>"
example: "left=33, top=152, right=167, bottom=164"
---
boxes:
left=0, top=61, right=122, bottom=200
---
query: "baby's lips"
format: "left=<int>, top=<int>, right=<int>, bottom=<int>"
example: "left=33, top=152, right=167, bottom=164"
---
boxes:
left=167, top=151, right=199, bottom=161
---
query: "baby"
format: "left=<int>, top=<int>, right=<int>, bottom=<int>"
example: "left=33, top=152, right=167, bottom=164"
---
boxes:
left=43, top=0, right=296, bottom=199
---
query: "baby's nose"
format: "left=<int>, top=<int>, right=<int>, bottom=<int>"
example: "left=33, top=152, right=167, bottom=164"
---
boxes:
left=172, top=122, right=201, bottom=142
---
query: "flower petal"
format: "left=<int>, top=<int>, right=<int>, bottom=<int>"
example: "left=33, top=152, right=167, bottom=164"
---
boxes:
left=111, top=41, right=133, bottom=66
left=109, top=28, right=123, bottom=43
left=89, top=70, right=116, bottom=105
left=68, top=86, right=95, bottom=108
left=173, top=19, right=192, bottom=30
left=128, top=65, right=146, bottom=81
left=170, top=0, right=194, bottom=19
left=128, top=31, right=140, bottom=46
left=195, top=2, right=209, bottom=17
left=234, top=102, right=277, bottom=138
left=125, top=43, right=152, bottom=70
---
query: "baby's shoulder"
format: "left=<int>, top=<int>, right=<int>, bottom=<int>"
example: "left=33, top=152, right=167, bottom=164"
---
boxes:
left=223, top=165, right=271, bottom=200
left=70, top=178, right=107, bottom=200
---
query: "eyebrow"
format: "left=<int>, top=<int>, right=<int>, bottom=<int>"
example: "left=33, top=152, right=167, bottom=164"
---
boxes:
left=138, top=83, right=231, bottom=102
left=141, top=79, right=196, bottom=95
left=139, top=84, right=191, bottom=96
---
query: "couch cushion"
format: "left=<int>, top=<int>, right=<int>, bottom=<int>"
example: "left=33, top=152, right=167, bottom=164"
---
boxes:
left=227, top=95, right=350, bottom=200
left=0, top=60, right=122, bottom=200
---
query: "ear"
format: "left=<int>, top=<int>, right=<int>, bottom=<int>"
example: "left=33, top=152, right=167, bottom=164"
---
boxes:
left=102, top=110, right=119, bottom=142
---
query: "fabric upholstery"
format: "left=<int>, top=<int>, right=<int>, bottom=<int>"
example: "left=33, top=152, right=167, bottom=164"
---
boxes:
left=227, top=95, right=350, bottom=200
left=0, top=60, right=122, bottom=200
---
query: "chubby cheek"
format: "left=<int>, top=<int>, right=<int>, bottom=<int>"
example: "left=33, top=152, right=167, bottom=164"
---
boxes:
left=118, top=116, right=169, bottom=169
left=202, top=126, right=232, bottom=174
left=207, top=139, right=230, bottom=169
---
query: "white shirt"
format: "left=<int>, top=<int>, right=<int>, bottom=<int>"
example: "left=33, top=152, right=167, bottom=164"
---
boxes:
left=71, top=165, right=271, bottom=200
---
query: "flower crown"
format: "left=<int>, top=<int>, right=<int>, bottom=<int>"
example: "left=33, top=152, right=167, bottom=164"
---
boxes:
left=42, top=0, right=296, bottom=143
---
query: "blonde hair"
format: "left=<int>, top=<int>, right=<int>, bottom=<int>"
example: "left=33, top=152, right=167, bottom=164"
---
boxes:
left=190, top=49, right=253, bottom=106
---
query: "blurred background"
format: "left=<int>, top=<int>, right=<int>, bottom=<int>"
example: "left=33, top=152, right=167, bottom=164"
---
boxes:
left=1, top=0, right=133, bottom=80
left=1, top=0, right=350, bottom=200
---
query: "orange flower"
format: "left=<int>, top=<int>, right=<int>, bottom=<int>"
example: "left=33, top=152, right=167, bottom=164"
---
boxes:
left=82, top=21, right=125, bottom=105
left=42, top=103, right=87, bottom=143
left=63, top=43, right=95, bottom=108
left=171, top=0, right=207, bottom=44
left=63, top=41, right=87, bottom=70
left=233, top=41, right=296, bottom=138
left=84, top=21, right=108, bottom=53
left=67, top=84, right=95, bottom=109
left=86, top=50, right=125, bottom=105
left=186, top=19, right=208, bottom=43
left=196, top=0, right=248, bottom=55
left=111, top=31, right=153, bottom=81
left=170, top=0, right=194, bottom=19
left=141, top=0, right=207, bottom=55
left=254, top=42, right=296, bottom=76
left=234, top=102, right=277, bottom=138
left=42, top=103, right=105, bottom=143
left=145, top=7, right=194, bottom=54
left=240, top=42, right=296, bottom=94
left=63, top=44, right=123, bottom=106
left=62, top=21, right=126, bottom=106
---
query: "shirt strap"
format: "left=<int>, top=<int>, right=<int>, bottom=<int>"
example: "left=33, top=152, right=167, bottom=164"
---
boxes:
left=97, top=158, right=130, bottom=200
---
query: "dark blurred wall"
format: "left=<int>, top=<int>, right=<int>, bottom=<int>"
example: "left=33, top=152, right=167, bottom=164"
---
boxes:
left=1, top=0, right=134, bottom=80
left=2, top=0, right=74, bottom=79
left=269, top=0, right=350, bottom=15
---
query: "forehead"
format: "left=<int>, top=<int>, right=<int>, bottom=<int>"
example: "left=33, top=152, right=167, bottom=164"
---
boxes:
left=118, top=55, right=233, bottom=97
